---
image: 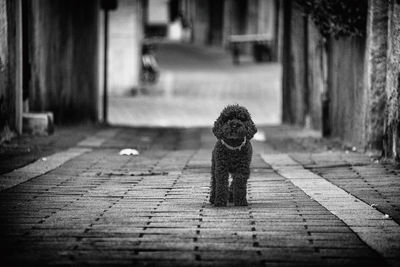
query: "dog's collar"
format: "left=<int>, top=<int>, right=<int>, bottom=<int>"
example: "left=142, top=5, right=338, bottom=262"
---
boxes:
left=221, top=136, right=246, bottom=151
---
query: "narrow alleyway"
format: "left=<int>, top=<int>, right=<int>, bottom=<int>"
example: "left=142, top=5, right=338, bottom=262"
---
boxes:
left=1, top=0, right=399, bottom=265
left=0, top=126, right=399, bottom=266
left=108, top=43, right=281, bottom=127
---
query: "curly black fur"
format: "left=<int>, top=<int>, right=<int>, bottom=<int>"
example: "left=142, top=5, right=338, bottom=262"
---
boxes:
left=210, top=105, right=257, bottom=207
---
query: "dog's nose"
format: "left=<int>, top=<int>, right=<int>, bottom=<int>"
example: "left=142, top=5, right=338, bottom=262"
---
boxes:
left=230, top=120, right=241, bottom=128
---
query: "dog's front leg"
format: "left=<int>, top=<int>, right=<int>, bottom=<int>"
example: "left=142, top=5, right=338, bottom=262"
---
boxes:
left=214, top=164, right=229, bottom=207
left=232, top=171, right=249, bottom=206
left=209, top=152, right=216, bottom=204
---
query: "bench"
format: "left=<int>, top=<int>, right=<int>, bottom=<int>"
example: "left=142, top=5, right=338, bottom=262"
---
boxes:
left=229, top=34, right=273, bottom=64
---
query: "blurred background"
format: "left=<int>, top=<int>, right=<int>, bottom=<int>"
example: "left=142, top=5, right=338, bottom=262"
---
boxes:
left=105, top=0, right=282, bottom=127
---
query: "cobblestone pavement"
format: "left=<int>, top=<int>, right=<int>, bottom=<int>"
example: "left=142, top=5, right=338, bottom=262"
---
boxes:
left=0, top=125, right=99, bottom=175
left=0, top=126, right=399, bottom=266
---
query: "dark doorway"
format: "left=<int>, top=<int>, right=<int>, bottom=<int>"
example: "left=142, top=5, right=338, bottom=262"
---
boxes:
left=208, top=0, right=223, bottom=45
left=169, top=0, right=179, bottom=21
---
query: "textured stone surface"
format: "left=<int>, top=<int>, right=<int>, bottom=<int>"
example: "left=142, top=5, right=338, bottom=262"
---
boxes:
left=0, top=126, right=398, bottom=266
left=263, top=153, right=400, bottom=266
left=0, top=128, right=121, bottom=190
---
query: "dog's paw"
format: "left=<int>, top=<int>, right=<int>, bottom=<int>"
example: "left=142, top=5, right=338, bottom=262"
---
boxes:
left=214, top=201, right=227, bottom=207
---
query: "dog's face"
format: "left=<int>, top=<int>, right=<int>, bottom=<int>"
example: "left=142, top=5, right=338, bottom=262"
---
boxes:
left=213, top=105, right=257, bottom=140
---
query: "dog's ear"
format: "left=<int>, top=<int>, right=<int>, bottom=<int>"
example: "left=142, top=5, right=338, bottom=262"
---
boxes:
left=212, top=116, right=224, bottom=139
left=238, top=106, right=257, bottom=140
left=245, top=118, right=257, bottom=140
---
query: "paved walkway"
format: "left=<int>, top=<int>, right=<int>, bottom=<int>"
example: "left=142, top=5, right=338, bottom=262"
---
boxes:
left=0, top=126, right=399, bottom=266
left=108, top=42, right=281, bottom=127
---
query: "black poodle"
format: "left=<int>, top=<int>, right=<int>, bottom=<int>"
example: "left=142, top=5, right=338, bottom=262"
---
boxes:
left=210, top=105, right=257, bottom=207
